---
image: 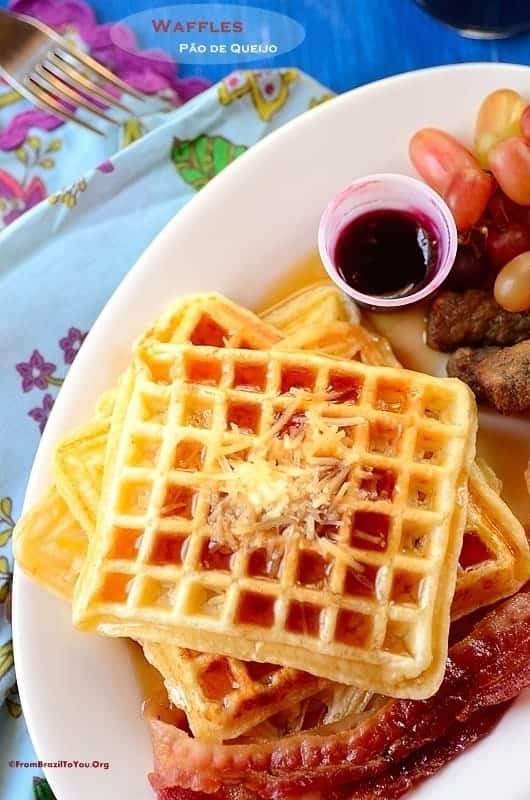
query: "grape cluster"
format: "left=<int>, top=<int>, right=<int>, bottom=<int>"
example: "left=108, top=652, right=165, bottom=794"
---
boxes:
left=448, top=191, right=530, bottom=292
left=410, top=89, right=530, bottom=310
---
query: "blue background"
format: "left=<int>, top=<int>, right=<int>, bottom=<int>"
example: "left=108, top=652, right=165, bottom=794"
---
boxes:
left=3, top=0, right=530, bottom=92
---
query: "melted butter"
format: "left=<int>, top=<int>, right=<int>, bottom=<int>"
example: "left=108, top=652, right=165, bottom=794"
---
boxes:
left=258, top=250, right=530, bottom=528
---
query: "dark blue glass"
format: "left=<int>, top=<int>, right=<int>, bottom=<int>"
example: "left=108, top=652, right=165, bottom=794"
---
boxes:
left=416, top=0, right=530, bottom=38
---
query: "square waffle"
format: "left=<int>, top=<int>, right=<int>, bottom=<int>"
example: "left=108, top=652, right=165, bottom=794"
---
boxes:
left=141, top=288, right=529, bottom=623
left=47, top=403, right=530, bottom=738
left=72, top=342, right=477, bottom=696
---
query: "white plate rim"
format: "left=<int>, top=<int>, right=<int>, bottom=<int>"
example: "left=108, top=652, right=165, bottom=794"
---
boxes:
left=13, top=61, right=530, bottom=800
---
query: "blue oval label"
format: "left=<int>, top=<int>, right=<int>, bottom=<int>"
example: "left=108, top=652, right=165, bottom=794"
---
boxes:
left=111, top=4, right=305, bottom=65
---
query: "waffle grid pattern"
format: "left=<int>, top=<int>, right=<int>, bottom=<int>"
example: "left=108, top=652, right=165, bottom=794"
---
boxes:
left=54, top=419, right=110, bottom=535
left=452, top=463, right=530, bottom=619
left=54, top=416, right=530, bottom=626
left=74, top=343, right=475, bottom=688
left=143, top=642, right=328, bottom=741
left=136, top=291, right=283, bottom=352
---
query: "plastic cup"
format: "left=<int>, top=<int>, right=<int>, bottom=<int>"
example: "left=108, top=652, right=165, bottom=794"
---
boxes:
left=318, top=173, right=458, bottom=309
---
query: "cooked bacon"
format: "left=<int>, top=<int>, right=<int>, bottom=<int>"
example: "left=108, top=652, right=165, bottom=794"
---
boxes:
left=148, top=593, right=530, bottom=800
left=150, top=704, right=509, bottom=800
left=154, top=789, right=250, bottom=800
left=341, top=702, right=509, bottom=799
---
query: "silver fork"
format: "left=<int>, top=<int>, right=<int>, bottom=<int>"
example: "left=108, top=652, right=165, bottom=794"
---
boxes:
left=0, top=7, right=150, bottom=136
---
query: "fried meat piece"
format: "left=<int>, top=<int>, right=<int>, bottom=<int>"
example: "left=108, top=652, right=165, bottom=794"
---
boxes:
left=446, top=346, right=499, bottom=401
left=427, top=290, right=530, bottom=352
left=447, top=340, right=530, bottom=414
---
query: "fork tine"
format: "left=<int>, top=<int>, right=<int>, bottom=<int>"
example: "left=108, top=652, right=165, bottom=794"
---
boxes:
left=59, top=43, right=147, bottom=102
left=34, top=64, right=119, bottom=125
left=22, top=76, right=105, bottom=136
left=48, top=51, right=134, bottom=114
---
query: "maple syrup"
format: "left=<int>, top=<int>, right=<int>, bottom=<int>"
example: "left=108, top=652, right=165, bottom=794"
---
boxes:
left=286, top=601, right=321, bottom=636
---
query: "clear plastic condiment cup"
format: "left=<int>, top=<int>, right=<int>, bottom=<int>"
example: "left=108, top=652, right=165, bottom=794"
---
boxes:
left=318, top=173, right=458, bottom=309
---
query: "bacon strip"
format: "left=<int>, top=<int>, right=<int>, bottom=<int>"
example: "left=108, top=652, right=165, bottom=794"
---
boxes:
left=342, top=702, right=509, bottom=800
left=153, top=702, right=508, bottom=800
left=154, top=786, right=255, bottom=800
left=148, top=593, right=530, bottom=800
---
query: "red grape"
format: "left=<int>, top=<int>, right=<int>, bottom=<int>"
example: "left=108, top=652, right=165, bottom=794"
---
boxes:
left=488, top=136, right=530, bottom=206
left=445, top=242, right=489, bottom=291
left=485, top=223, right=530, bottom=271
left=521, top=105, right=530, bottom=141
left=444, top=168, right=495, bottom=232
left=409, top=129, right=479, bottom=194
left=409, top=128, right=494, bottom=230
left=486, top=190, right=526, bottom=227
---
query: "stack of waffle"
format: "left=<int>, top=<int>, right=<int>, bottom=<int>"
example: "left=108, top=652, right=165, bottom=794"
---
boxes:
left=15, top=285, right=530, bottom=747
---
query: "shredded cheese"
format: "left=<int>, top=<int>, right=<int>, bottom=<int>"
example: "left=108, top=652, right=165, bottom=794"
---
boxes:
left=206, top=404, right=365, bottom=551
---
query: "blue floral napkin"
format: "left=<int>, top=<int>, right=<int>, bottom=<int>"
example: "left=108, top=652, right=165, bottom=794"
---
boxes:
left=0, top=4, right=331, bottom=794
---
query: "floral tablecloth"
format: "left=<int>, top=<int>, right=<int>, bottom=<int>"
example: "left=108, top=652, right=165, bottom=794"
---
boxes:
left=0, top=1, right=331, bottom=796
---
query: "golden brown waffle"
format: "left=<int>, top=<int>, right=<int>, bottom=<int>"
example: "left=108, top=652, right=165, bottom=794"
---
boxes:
left=48, top=290, right=403, bottom=740
left=260, top=281, right=361, bottom=332
left=54, top=418, right=110, bottom=535
left=137, top=291, right=282, bottom=351
left=140, top=302, right=523, bottom=646
left=14, top=486, right=86, bottom=602
left=19, top=392, right=528, bottom=739
left=142, top=642, right=328, bottom=741
left=72, top=341, right=477, bottom=696
left=453, top=463, right=530, bottom=618
left=275, top=322, right=401, bottom=367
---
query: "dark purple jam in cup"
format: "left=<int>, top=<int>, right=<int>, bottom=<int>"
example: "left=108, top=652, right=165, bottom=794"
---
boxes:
left=334, top=209, right=439, bottom=299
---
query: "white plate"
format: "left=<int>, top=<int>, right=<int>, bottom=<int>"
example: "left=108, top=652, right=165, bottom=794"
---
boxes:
left=14, top=63, right=530, bottom=800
